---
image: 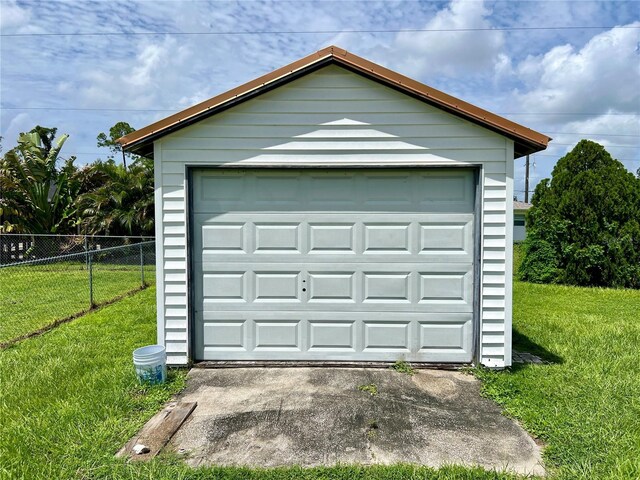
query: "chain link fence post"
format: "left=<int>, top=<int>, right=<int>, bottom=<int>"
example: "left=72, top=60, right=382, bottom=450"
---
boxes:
left=140, top=242, right=145, bottom=287
left=84, top=235, right=88, bottom=271
left=88, top=249, right=94, bottom=308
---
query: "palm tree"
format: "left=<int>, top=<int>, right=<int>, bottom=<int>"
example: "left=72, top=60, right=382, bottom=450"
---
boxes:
left=0, top=127, right=78, bottom=234
left=76, top=157, right=154, bottom=236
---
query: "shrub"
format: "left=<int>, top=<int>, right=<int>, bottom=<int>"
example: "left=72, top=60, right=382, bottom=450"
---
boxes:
left=519, top=140, right=640, bottom=288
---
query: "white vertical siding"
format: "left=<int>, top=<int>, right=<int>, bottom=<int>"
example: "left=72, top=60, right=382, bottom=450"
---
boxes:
left=153, top=142, right=165, bottom=349
left=154, top=65, right=512, bottom=367
left=481, top=169, right=510, bottom=367
left=503, top=141, right=515, bottom=367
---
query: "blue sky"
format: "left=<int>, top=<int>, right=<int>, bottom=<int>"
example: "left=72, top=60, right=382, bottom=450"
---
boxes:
left=1, top=0, right=639, bottom=198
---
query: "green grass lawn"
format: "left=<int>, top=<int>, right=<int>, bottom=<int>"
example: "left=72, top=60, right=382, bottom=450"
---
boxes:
left=1, top=279, right=639, bottom=479
left=0, top=287, right=509, bottom=480
left=477, top=282, right=640, bottom=479
left=0, top=261, right=155, bottom=344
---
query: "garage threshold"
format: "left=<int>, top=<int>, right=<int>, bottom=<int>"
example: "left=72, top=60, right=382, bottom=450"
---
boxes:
left=192, top=360, right=470, bottom=370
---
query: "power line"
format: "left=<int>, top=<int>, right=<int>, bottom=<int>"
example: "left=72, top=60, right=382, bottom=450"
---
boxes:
left=2, top=25, right=637, bottom=38
left=530, top=154, right=638, bottom=161
left=499, top=112, right=636, bottom=116
left=548, top=143, right=639, bottom=149
left=544, top=132, right=640, bottom=138
left=64, top=152, right=117, bottom=156
left=0, top=107, right=174, bottom=112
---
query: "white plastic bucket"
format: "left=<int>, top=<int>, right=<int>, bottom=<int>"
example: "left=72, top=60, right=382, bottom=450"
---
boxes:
left=133, top=345, right=167, bottom=385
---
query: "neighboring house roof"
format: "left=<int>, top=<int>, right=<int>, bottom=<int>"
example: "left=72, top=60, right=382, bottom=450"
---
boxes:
left=514, top=201, right=533, bottom=213
left=118, top=45, right=551, bottom=159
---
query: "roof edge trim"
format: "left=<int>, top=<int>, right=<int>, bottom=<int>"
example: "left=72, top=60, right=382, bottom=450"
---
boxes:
left=118, top=45, right=550, bottom=158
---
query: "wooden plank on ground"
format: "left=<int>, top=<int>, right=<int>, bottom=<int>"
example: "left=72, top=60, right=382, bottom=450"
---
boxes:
left=116, top=401, right=197, bottom=461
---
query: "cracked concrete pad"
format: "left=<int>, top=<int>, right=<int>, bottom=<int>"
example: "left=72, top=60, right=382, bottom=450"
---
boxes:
left=168, top=368, right=544, bottom=475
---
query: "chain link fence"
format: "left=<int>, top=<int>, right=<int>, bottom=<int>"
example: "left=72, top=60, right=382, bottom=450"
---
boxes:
left=0, top=234, right=156, bottom=346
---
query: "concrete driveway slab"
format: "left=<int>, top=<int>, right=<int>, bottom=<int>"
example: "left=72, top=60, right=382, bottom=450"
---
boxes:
left=168, top=367, right=544, bottom=475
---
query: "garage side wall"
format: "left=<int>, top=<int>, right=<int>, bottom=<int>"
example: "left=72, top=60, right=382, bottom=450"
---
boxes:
left=153, top=65, right=513, bottom=368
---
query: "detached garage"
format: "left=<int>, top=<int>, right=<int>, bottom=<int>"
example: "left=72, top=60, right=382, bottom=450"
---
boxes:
left=119, top=46, right=549, bottom=368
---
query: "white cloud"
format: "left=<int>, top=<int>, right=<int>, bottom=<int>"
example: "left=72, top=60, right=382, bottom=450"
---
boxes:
left=77, top=36, right=193, bottom=109
left=493, top=53, right=513, bottom=81
left=0, top=1, right=31, bottom=30
left=1, top=0, right=637, bottom=180
left=546, top=114, right=640, bottom=173
left=379, top=0, right=505, bottom=78
left=2, top=112, right=34, bottom=149
left=128, top=43, right=166, bottom=88
left=514, top=22, right=640, bottom=117
left=553, top=115, right=640, bottom=147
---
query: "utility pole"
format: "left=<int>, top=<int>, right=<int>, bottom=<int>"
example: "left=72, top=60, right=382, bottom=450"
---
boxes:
left=524, top=155, right=530, bottom=203
left=121, top=148, right=127, bottom=170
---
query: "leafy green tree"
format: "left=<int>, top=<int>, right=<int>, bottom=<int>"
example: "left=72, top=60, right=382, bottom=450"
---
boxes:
left=520, top=140, right=640, bottom=288
left=75, top=156, right=154, bottom=236
left=96, top=121, right=136, bottom=169
left=0, top=126, right=79, bottom=234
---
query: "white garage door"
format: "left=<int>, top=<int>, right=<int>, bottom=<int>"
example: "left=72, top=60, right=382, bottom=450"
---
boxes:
left=191, top=169, right=476, bottom=363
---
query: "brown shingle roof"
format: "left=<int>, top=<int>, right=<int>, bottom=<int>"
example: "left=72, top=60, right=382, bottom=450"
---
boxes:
left=118, top=45, right=551, bottom=158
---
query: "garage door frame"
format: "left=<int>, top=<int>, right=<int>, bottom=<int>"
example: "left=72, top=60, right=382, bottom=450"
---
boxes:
left=185, top=164, right=483, bottom=365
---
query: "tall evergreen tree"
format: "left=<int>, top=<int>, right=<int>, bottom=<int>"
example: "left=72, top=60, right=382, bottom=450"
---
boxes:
left=520, top=140, right=640, bottom=288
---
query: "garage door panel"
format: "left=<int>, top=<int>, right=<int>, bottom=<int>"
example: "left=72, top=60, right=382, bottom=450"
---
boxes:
left=308, top=321, right=356, bottom=351
left=419, top=270, right=473, bottom=306
left=254, top=320, right=301, bottom=350
left=363, top=272, right=411, bottom=302
left=254, top=272, right=301, bottom=302
left=308, top=273, right=356, bottom=302
left=307, top=176, right=358, bottom=207
left=195, top=213, right=474, bottom=221
left=198, top=263, right=473, bottom=313
left=201, top=224, right=245, bottom=252
left=193, top=170, right=475, bottom=214
left=363, top=223, right=411, bottom=253
left=418, top=314, right=472, bottom=351
left=420, top=221, right=472, bottom=256
left=202, top=272, right=246, bottom=302
left=254, top=223, right=301, bottom=252
left=198, top=174, right=245, bottom=202
left=196, top=214, right=473, bottom=263
left=363, top=175, right=413, bottom=207
left=202, top=251, right=472, bottom=264
left=254, top=175, right=302, bottom=204
left=202, top=320, right=246, bottom=350
left=197, top=312, right=473, bottom=362
left=363, top=321, right=411, bottom=351
left=416, top=174, right=473, bottom=206
left=201, top=302, right=473, bottom=314
left=193, top=169, right=475, bottom=362
left=309, top=223, right=355, bottom=252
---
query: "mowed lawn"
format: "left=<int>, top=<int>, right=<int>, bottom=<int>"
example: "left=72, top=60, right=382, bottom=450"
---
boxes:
left=1, top=282, right=639, bottom=478
left=479, top=282, right=640, bottom=479
left=0, top=262, right=154, bottom=344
